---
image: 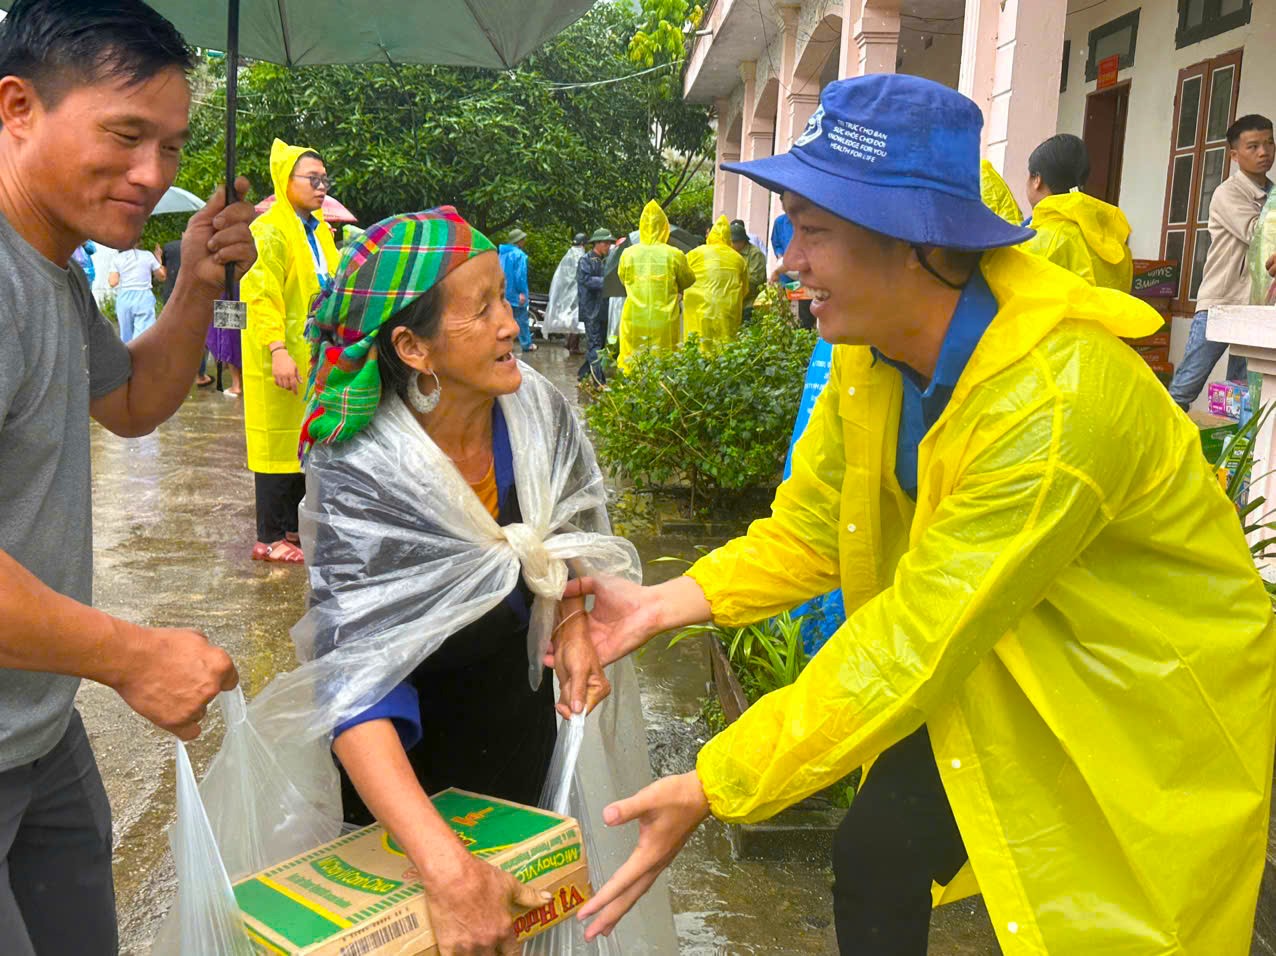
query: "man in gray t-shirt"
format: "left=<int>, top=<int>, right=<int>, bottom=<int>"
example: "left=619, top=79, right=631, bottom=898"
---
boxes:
left=0, top=2, right=257, bottom=952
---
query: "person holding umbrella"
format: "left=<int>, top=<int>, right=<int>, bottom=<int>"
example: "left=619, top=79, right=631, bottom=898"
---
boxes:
left=0, top=2, right=255, bottom=952
left=240, top=138, right=338, bottom=564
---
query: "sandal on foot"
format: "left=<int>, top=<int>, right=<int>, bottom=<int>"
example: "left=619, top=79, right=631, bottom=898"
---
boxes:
left=266, top=540, right=304, bottom=564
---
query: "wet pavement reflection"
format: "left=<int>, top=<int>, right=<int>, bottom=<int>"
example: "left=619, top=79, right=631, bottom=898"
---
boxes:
left=87, top=345, right=998, bottom=953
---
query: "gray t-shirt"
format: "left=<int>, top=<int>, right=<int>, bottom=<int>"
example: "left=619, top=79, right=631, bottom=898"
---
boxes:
left=0, top=213, right=132, bottom=771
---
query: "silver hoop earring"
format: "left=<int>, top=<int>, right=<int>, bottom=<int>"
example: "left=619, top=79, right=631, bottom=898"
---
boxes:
left=407, top=369, right=441, bottom=414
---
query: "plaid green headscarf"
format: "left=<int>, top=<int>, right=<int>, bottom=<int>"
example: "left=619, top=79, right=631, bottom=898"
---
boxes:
left=299, top=207, right=495, bottom=459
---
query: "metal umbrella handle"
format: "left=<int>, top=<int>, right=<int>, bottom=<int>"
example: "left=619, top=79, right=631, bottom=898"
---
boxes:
left=212, top=0, right=248, bottom=330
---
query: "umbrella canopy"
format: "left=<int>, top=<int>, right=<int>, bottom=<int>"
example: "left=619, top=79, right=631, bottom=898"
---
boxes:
left=150, top=185, right=206, bottom=215
left=254, top=193, right=358, bottom=224
left=140, top=0, right=599, bottom=70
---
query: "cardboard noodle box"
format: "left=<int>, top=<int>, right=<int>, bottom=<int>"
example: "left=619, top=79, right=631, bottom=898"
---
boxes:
left=233, top=789, right=592, bottom=955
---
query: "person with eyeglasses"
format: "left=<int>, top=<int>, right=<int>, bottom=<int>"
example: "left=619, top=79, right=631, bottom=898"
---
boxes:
left=240, top=138, right=338, bottom=563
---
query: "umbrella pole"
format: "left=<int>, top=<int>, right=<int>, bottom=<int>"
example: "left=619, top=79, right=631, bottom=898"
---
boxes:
left=213, top=0, right=247, bottom=328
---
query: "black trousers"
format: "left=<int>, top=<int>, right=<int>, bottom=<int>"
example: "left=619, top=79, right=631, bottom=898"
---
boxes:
left=254, top=472, right=306, bottom=544
left=832, top=726, right=968, bottom=955
left=0, top=711, right=117, bottom=956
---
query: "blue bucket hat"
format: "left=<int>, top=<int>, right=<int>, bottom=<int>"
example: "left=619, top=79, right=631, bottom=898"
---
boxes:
left=723, top=74, right=1034, bottom=251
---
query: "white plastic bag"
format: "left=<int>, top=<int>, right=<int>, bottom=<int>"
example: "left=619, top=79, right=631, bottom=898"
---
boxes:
left=197, top=687, right=335, bottom=880
left=526, top=715, right=622, bottom=956
left=155, top=741, right=255, bottom=956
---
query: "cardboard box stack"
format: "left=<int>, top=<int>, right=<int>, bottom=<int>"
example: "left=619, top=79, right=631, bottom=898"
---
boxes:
left=1126, top=259, right=1179, bottom=386
left=233, top=789, right=592, bottom=956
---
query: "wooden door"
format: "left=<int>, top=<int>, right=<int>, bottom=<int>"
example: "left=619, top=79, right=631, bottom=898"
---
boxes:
left=1084, top=82, right=1130, bottom=205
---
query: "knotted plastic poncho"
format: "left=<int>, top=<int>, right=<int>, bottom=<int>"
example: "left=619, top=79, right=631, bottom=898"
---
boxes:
left=161, top=364, right=677, bottom=954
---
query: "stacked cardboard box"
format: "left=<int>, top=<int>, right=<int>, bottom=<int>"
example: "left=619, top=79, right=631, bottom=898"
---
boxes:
left=1127, top=259, right=1179, bottom=385
left=233, top=789, right=592, bottom=955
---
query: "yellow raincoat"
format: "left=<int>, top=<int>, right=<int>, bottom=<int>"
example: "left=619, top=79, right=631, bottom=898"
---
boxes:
left=617, top=201, right=694, bottom=369
left=684, top=216, right=748, bottom=346
left=241, top=139, right=338, bottom=473
left=1024, top=190, right=1134, bottom=292
left=689, top=246, right=1276, bottom=953
left=980, top=159, right=1023, bottom=225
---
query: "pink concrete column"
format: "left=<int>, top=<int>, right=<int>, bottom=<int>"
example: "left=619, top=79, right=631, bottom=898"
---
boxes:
left=787, top=91, right=821, bottom=140
left=717, top=149, right=741, bottom=221
left=977, top=0, right=1067, bottom=209
left=958, top=0, right=1000, bottom=155
left=742, top=128, right=774, bottom=242
left=854, top=2, right=901, bottom=76
left=768, top=6, right=805, bottom=235
left=737, top=61, right=775, bottom=242
left=839, top=0, right=899, bottom=78
left=713, top=96, right=739, bottom=220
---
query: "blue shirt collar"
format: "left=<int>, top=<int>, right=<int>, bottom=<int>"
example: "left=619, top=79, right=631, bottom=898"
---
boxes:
left=873, top=269, right=998, bottom=397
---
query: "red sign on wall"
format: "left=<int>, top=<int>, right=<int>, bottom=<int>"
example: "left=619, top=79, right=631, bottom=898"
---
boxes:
left=1097, top=54, right=1120, bottom=90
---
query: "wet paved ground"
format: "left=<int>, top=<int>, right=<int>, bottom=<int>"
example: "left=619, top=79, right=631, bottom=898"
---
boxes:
left=86, top=344, right=999, bottom=953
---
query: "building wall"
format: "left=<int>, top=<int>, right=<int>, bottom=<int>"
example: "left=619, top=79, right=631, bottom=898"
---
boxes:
left=1056, top=0, right=1276, bottom=393
left=1057, top=0, right=1276, bottom=261
left=897, top=25, right=964, bottom=86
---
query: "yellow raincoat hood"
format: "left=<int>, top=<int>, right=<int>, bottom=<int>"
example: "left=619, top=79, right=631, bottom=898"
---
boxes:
left=638, top=198, right=670, bottom=245
left=688, top=246, right=1275, bottom=954
left=617, top=200, right=694, bottom=369
left=979, top=160, right=1023, bottom=225
left=240, top=138, right=339, bottom=473
left=1024, top=190, right=1133, bottom=291
left=684, top=216, right=748, bottom=346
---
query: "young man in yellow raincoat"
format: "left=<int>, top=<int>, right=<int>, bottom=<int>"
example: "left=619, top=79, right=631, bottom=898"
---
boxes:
left=568, top=75, right=1276, bottom=954
left=1020, top=133, right=1133, bottom=291
left=684, top=215, right=748, bottom=346
left=616, top=200, right=694, bottom=369
left=241, top=138, right=338, bottom=563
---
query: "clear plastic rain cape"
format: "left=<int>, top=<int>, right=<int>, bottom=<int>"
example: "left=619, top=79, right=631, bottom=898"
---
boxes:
left=543, top=245, right=586, bottom=335
left=156, top=364, right=677, bottom=953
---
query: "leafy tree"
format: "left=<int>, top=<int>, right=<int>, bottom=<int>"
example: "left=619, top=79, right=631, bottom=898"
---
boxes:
left=177, top=4, right=668, bottom=240
left=627, top=0, right=714, bottom=206
left=171, top=3, right=713, bottom=286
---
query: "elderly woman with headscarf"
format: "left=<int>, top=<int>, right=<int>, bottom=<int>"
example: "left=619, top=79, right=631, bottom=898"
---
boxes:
left=175, top=208, right=673, bottom=956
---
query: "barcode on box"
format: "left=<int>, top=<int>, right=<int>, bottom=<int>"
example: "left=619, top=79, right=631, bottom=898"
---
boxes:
left=338, top=913, right=421, bottom=956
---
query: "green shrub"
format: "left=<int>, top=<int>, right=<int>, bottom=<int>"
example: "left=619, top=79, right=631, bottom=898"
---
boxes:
left=671, top=611, right=807, bottom=704
left=584, top=311, right=816, bottom=507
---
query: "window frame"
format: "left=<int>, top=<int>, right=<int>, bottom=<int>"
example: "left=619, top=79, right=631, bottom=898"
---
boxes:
left=1176, top=0, right=1252, bottom=49
left=1061, top=39, right=1071, bottom=93
left=1086, top=9, right=1140, bottom=82
left=1158, top=49, right=1243, bottom=313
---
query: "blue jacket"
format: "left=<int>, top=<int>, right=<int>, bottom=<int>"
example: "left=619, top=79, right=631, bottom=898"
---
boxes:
left=576, top=249, right=607, bottom=327
left=498, top=243, right=529, bottom=306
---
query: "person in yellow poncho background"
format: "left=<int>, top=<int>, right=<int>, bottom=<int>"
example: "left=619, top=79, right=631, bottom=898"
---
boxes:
left=1020, top=133, right=1133, bottom=291
left=617, top=200, right=694, bottom=369
left=564, top=76, right=1276, bottom=956
left=241, top=138, right=338, bottom=563
left=683, top=215, right=748, bottom=347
